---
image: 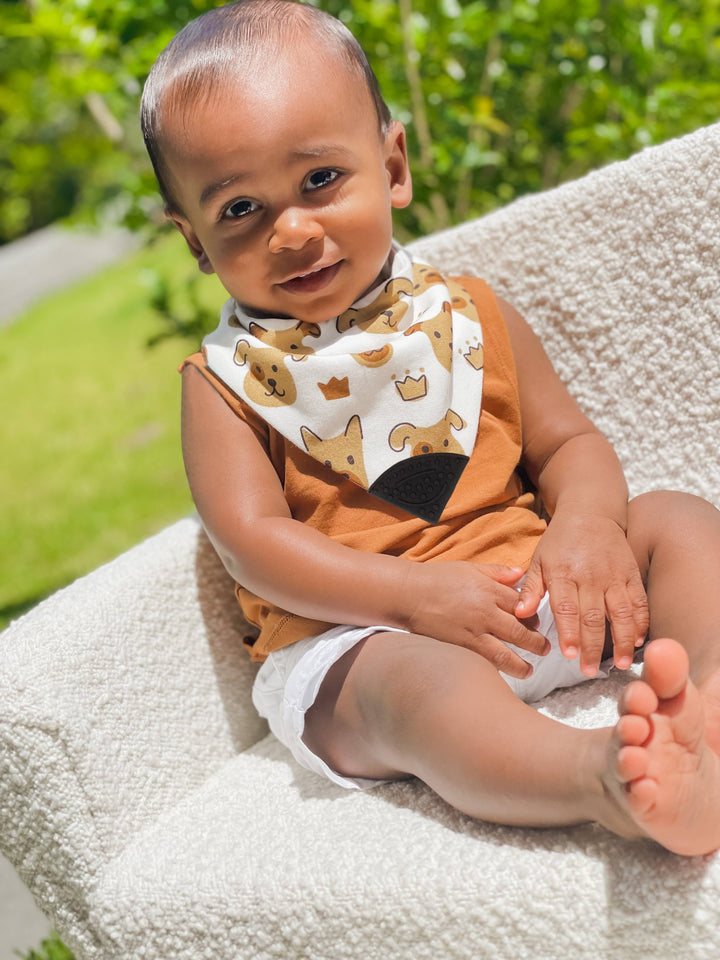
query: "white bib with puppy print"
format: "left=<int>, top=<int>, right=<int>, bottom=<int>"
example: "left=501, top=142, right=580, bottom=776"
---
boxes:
left=201, top=244, right=484, bottom=523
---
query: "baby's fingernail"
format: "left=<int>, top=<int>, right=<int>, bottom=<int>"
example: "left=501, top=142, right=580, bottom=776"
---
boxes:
left=616, top=655, right=632, bottom=669
left=564, top=645, right=578, bottom=659
left=581, top=663, right=599, bottom=677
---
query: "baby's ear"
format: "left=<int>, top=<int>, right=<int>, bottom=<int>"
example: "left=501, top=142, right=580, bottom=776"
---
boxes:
left=166, top=212, right=215, bottom=275
left=384, top=122, right=413, bottom=210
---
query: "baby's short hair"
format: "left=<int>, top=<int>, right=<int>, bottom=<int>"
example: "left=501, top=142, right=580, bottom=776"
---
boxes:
left=141, top=0, right=392, bottom=213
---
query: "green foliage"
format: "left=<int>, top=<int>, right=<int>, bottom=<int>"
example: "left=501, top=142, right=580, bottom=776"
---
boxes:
left=327, top=0, right=720, bottom=234
left=0, top=0, right=187, bottom=240
left=0, top=230, right=221, bottom=625
left=15, top=931, right=76, bottom=960
left=1, top=0, right=719, bottom=245
left=141, top=267, right=219, bottom=346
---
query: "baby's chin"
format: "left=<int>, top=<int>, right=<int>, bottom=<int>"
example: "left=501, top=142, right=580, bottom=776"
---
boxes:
left=239, top=302, right=294, bottom=322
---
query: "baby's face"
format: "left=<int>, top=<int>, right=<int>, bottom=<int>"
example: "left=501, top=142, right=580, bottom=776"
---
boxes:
left=162, top=46, right=411, bottom=325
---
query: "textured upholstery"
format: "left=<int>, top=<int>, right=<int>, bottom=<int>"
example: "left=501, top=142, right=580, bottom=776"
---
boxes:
left=2, top=124, right=719, bottom=959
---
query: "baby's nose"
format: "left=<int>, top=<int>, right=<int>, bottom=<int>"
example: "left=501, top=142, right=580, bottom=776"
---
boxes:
left=269, top=207, right=323, bottom=252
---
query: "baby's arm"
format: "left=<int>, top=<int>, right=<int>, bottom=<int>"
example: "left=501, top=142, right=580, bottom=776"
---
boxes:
left=181, top=365, right=548, bottom=678
left=501, top=299, right=649, bottom=675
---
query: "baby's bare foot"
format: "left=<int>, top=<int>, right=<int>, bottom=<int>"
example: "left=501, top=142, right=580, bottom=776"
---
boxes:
left=698, top=667, right=720, bottom=756
left=606, top=637, right=720, bottom=856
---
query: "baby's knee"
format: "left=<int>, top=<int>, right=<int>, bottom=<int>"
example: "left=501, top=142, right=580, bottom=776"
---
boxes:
left=628, top=490, right=720, bottom=547
left=302, top=632, right=454, bottom=779
left=630, top=489, right=717, bottom=521
left=333, top=633, right=496, bottom=765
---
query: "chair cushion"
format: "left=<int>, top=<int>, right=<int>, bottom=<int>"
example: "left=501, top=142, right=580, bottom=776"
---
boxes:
left=90, top=675, right=720, bottom=960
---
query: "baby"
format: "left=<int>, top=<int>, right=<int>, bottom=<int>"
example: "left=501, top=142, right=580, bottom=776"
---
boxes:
left=141, top=0, right=720, bottom=855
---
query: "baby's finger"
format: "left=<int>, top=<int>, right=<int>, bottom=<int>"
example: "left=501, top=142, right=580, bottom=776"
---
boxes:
left=577, top=586, right=606, bottom=677
left=628, top=572, right=649, bottom=645
left=477, top=564, right=525, bottom=586
left=547, top=577, right=581, bottom=660
left=491, top=611, right=549, bottom=657
left=467, top=634, right=534, bottom=679
left=491, top=580, right=535, bottom=616
left=515, top=561, right=545, bottom=619
left=605, top=582, right=639, bottom=669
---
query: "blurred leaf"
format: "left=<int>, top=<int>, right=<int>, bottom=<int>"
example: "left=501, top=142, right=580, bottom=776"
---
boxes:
left=1, top=0, right=719, bottom=245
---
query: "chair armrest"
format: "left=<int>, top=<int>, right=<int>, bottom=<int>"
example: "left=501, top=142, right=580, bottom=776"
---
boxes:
left=0, top=516, right=267, bottom=933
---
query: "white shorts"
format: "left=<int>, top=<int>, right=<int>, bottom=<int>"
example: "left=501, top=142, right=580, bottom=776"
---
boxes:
left=252, top=593, right=612, bottom=790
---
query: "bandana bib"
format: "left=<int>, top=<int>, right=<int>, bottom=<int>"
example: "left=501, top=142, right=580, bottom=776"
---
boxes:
left=202, top=245, right=485, bottom=523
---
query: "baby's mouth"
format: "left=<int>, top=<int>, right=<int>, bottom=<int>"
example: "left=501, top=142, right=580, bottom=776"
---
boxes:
left=279, top=261, right=342, bottom=295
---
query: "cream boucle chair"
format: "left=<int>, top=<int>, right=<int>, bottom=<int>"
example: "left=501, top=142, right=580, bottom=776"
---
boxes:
left=2, top=124, right=720, bottom=960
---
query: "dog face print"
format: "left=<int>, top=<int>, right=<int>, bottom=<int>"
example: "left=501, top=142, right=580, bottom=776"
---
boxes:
left=412, top=264, right=445, bottom=288
left=248, top=321, right=321, bottom=360
left=388, top=409, right=466, bottom=457
left=300, top=414, right=368, bottom=487
left=337, top=277, right=414, bottom=334
left=233, top=340, right=298, bottom=406
left=403, top=302, right=453, bottom=371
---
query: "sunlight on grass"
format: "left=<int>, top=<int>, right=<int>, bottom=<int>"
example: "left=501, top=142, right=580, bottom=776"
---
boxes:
left=0, top=229, right=226, bottom=626
left=16, top=930, right=77, bottom=960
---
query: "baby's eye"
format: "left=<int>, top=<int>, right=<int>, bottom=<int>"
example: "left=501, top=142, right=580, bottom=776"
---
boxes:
left=222, top=198, right=260, bottom=220
left=305, top=169, right=340, bottom=192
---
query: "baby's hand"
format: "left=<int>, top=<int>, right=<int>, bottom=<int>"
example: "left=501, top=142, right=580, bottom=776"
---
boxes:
left=406, top=561, right=550, bottom=678
left=515, top=513, right=648, bottom=676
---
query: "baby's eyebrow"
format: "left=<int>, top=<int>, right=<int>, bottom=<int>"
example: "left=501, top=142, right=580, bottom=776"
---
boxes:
left=289, top=144, right=354, bottom=161
left=199, top=173, right=247, bottom=209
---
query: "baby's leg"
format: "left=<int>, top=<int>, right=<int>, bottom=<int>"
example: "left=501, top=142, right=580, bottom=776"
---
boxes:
left=305, top=630, right=720, bottom=854
left=628, top=491, right=720, bottom=688
left=302, top=492, right=720, bottom=851
left=304, top=632, right=628, bottom=832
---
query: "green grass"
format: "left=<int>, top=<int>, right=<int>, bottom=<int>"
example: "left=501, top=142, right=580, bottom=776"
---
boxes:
left=16, top=932, right=77, bottom=960
left=0, top=228, right=226, bottom=628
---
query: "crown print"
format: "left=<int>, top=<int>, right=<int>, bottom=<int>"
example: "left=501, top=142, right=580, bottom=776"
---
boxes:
left=318, top=376, right=351, bottom=401
left=463, top=343, right=484, bottom=371
left=395, top=374, right=428, bottom=402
